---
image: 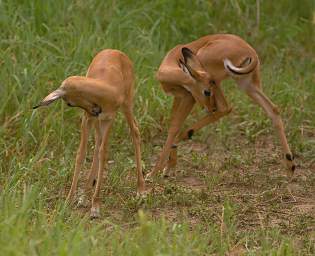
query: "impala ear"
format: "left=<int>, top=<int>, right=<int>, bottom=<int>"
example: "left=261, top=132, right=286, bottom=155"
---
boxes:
left=179, top=59, right=191, bottom=76
left=33, top=89, right=65, bottom=109
left=181, top=47, right=200, bottom=78
left=182, top=47, right=194, bottom=63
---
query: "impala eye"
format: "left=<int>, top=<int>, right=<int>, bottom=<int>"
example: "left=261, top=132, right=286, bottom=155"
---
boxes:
left=203, top=90, right=211, bottom=97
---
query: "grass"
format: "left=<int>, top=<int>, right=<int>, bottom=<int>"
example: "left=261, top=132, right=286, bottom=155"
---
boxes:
left=0, top=0, right=315, bottom=255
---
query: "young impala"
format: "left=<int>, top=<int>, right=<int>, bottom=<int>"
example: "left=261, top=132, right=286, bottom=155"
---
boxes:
left=34, top=49, right=146, bottom=218
left=146, top=34, right=295, bottom=180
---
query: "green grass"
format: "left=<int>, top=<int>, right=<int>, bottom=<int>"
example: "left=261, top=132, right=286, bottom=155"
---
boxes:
left=1, top=0, right=315, bottom=255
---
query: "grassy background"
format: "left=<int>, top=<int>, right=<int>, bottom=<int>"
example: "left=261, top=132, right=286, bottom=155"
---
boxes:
left=0, top=0, right=314, bottom=255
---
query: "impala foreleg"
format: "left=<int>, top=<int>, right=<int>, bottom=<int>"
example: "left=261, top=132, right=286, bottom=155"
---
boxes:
left=146, top=93, right=195, bottom=180
left=165, top=84, right=232, bottom=173
left=66, top=113, right=93, bottom=203
left=86, top=119, right=101, bottom=191
left=90, top=119, right=113, bottom=218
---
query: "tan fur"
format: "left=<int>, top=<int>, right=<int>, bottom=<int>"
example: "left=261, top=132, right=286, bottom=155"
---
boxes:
left=35, top=49, right=145, bottom=218
left=146, top=34, right=295, bottom=180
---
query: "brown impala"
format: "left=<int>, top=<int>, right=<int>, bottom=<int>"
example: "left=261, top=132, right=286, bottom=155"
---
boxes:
left=146, top=34, right=295, bottom=180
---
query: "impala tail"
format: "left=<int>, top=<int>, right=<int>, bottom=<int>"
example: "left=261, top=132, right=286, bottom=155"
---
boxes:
left=223, top=56, right=258, bottom=76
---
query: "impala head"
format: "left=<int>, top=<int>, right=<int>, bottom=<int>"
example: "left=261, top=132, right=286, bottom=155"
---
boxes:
left=179, top=47, right=215, bottom=111
left=33, top=76, right=102, bottom=117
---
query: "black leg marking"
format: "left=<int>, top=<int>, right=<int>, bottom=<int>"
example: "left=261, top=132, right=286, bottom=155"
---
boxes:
left=92, top=179, right=97, bottom=186
left=291, top=165, right=296, bottom=172
left=187, top=129, right=194, bottom=139
left=285, top=153, right=294, bottom=161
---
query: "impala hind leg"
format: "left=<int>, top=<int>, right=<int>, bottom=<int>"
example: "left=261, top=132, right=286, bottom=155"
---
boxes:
left=90, top=119, right=113, bottom=218
left=165, top=83, right=232, bottom=174
left=66, top=113, right=93, bottom=203
left=239, top=79, right=296, bottom=175
left=122, top=106, right=146, bottom=196
left=146, top=92, right=195, bottom=180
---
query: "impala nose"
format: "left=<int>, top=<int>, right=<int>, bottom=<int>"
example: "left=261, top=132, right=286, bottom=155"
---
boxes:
left=91, top=105, right=102, bottom=116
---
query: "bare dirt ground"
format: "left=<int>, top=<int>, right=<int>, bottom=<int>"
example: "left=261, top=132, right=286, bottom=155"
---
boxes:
left=72, top=131, right=314, bottom=252
left=148, top=134, right=314, bottom=229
